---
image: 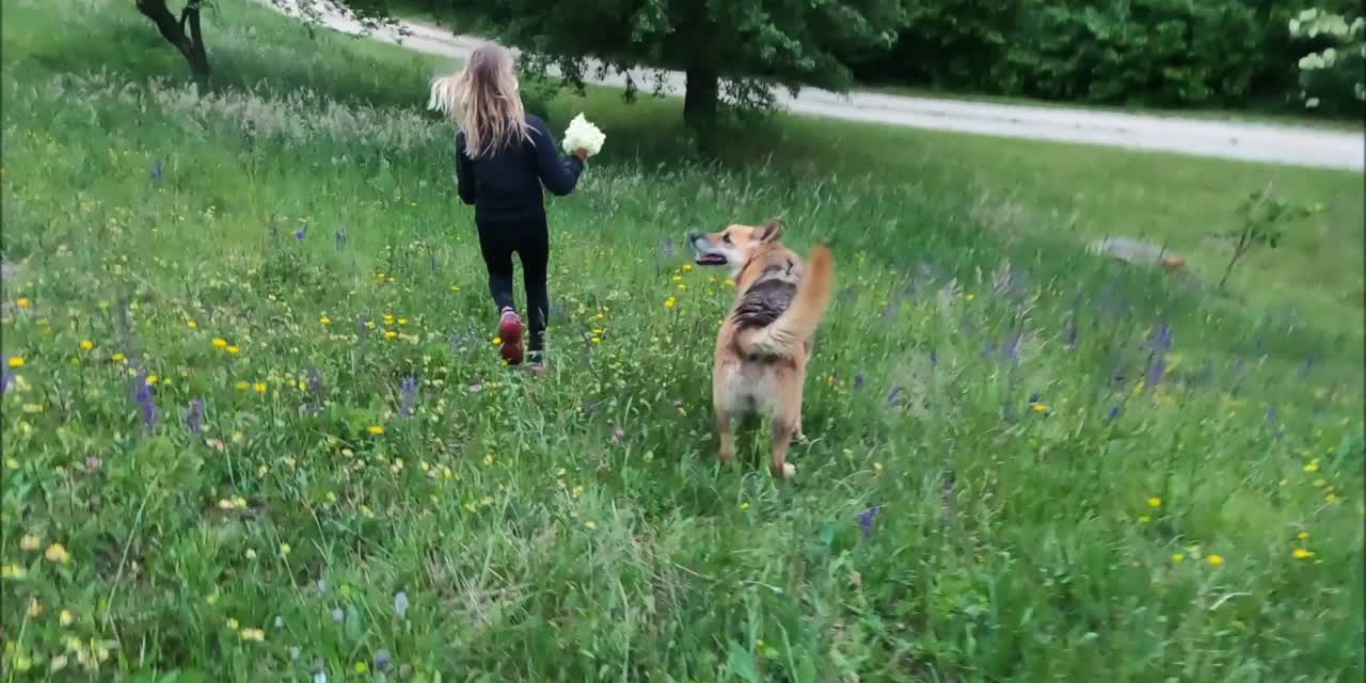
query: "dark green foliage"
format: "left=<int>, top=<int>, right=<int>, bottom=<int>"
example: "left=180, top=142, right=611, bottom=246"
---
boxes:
left=851, top=0, right=1359, bottom=112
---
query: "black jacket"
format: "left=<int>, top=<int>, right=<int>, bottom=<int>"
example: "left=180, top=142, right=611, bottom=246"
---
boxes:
left=454, top=114, right=584, bottom=224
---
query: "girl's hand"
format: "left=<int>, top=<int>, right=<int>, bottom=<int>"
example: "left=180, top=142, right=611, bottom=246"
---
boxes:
left=573, top=149, right=590, bottom=163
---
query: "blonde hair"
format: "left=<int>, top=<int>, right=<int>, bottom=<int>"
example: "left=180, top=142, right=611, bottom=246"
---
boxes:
left=428, top=43, right=532, bottom=159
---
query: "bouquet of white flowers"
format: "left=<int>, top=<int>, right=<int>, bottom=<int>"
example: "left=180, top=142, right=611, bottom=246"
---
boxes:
left=561, top=113, right=606, bottom=157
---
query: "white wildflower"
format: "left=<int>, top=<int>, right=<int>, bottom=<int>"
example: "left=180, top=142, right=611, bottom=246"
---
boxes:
left=562, top=113, right=606, bottom=157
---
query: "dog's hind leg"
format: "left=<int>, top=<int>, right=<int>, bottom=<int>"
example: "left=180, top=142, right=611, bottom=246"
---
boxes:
left=715, top=409, right=736, bottom=465
left=769, top=419, right=796, bottom=479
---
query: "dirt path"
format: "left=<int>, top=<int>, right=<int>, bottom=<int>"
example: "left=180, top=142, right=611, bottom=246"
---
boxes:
left=262, top=0, right=1364, bottom=171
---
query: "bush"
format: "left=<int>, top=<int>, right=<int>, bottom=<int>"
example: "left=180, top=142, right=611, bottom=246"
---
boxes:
left=852, top=0, right=1360, bottom=112
left=1289, top=8, right=1366, bottom=115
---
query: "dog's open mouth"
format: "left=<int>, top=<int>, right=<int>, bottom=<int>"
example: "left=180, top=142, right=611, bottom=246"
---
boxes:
left=694, top=254, right=727, bottom=266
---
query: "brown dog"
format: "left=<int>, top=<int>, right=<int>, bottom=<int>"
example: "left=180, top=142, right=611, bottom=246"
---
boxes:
left=688, top=219, right=834, bottom=479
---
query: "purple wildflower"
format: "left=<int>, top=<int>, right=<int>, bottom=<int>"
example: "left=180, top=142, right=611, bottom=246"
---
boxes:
left=334, top=230, right=347, bottom=249
left=1265, top=404, right=1278, bottom=423
left=393, top=590, right=409, bottom=618
left=853, top=372, right=865, bottom=391
left=1003, top=331, right=1021, bottom=362
left=399, top=376, right=417, bottom=417
left=185, top=398, right=204, bottom=435
left=1143, top=323, right=1172, bottom=392
left=132, top=373, right=156, bottom=430
left=1028, top=392, right=1040, bottom=405
left=856, top=506, right=879, bottom=538
left=374, top=650, right=392, bottom=673
left=1107, top=405, right=1121, bottom=421
left=929, top=348, right=938, bottom=368
left=1298, top=358, right=1315, bottom=379
left=293, top=229, right=306, bottom=242
left=150, top=159, right=162, bottom=182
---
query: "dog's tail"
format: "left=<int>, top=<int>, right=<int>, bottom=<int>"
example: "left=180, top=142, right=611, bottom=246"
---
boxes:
left=740, top=246, right=835, bottom=357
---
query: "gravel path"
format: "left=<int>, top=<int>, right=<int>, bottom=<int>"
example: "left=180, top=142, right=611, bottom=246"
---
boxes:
left=263, top=0, right=1364, bottom=171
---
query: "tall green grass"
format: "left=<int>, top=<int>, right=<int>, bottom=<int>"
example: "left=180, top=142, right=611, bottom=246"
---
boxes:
left=1, top=0, right=1361, bottom=680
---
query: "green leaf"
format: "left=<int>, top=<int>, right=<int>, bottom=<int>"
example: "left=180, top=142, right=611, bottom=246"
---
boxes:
left=727, top=641, right=759, bottom=683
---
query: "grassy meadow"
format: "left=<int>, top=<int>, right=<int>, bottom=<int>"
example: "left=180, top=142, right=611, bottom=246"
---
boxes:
left=1, top=0, right=1363, bottom=680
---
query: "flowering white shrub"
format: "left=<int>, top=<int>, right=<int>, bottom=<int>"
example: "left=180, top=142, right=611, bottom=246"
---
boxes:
left=1289, top=8, right=1364, bottom=110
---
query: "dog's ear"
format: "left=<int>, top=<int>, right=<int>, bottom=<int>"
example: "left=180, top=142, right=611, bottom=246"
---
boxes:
left=758, top=219, right=785, bottom=243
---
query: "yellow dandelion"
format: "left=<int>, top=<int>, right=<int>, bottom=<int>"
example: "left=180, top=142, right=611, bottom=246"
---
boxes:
left=492, top=336, right=503, bottom=346
left=965, top=294, right=975, bottom=301
left=398, top=318, right=408, bottom=326
left=1171, top=554, right=1184, bottom=563
left=7, top=356, right=24, bottom=368
left=20, top=534, right=41, bottom=551
left=591, top=337, right=601, bottom=344
left=44, top=542, right=70, bottom=564
left=584, top=520, right=597, bottom=530
left=1292, top=548, right=1314, bottom=560
left=1147, top=497, right=1162, bottom=508
left=27, top=598, right=43, bottom=617
left=16, top=298, right=31, bottom=308
left=683, top=264, right=693, bottom=272
left=1031, top=403, right=1047, bottom=413
left=253, top=382, right=267, bottom=394
left=368, top=425, right=385, bottom=435
left=1298, top=531, right=1310, bottom=540
left=1304, top=460, right=1319, bottom=473
left=239, top=628, right=265, bottom=642
left=60, top=609, right=73, bottom=626
left=664, top=297, right=676, bottom=309
left=235, top=381, right=249, bottom=391
left=596, top=312, right=606, bottom=320
left=79, top=340, right=94, bottom=351
left=279, top=543, right=291, bottom=556
left=873, top=462, right=884, bottom=472
left=355, top=663, right=368, bottom=674
left=112, top=353, right=126, bottom=364
left=1207, top=555, right=1224, bottom=566
left=187, top=321, right=197, bottom=329
left=212, top=338, right=227, bottom=349
left=383, top=331, right=397, bottom=340
left=226, top=345, right=239, bottom=355
left=319, top=316, right=331, bottom=326
left=1, top=563, right=27, bottom=579
left=145, top=375, right=158, bottom=386
left=480, top=495, right=494, bottom=506
left=1138, top=515, right=1151, bottom=523
left=740, top=502, right=750, bottom=511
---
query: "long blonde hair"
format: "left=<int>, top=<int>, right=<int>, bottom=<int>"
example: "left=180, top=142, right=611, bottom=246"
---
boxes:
left=428, top=43, right=532, bottom=159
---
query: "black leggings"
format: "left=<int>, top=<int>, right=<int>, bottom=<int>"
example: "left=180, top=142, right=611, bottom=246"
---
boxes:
left=476, top=215, right=549, bottom=351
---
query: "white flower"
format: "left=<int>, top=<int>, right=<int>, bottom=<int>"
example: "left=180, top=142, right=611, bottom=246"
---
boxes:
left=1322, top=47, right=1338, bottom=67
left=562, top=113, right=606, bottom=157
left=1305, top=97, right=1321, bottom=109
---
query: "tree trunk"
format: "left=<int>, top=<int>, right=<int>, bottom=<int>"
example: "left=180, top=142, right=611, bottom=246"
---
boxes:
left=684, top=63, right=719, bottom=155
left=136, top=0, right=211, bottom=80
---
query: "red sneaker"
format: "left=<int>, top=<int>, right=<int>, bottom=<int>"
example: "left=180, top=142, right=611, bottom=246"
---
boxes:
left=498, top=309, right=524, bottom=365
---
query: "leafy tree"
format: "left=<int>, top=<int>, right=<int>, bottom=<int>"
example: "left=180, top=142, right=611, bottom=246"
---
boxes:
left=457, top=0, right=910, bottom=149
left=134, top=0, right=400, bottom=81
